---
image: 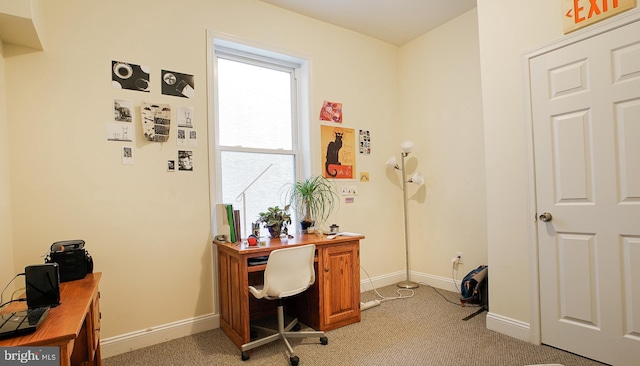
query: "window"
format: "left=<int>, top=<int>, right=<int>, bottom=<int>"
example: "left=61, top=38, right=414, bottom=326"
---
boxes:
left=212, top=42, right=305, bottom=238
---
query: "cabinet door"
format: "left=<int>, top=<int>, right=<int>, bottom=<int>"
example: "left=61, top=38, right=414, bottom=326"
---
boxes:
left=217, top=248, right=248, bottom=348
left=321, top=242, right=360, bottom=329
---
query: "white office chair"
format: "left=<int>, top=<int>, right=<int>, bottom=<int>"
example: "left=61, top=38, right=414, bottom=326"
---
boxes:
left=241, top=244, right=328, bottom=366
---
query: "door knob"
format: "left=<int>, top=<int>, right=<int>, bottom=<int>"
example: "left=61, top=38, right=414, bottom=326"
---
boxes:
left=539, top=212, right=553, bottom=222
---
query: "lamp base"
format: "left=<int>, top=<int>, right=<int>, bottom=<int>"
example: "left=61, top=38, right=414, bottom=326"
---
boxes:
left=396, top=280, right=419, bottom=289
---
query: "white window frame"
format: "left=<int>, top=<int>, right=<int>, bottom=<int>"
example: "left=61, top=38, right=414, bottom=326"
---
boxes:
left=206, top=34, right=311, bottom=236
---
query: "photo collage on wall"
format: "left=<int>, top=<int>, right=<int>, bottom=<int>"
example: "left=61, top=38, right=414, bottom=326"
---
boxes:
left=110, top=60, right=197, bottom=170
left=359, top=129, right=371, bottom=155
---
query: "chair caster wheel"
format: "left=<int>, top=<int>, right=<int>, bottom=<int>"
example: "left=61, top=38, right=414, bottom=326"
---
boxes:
left=292, top=323, right=301, bottom=331
left=289, top=355, right=299, bottom=366
left=320, top=336, right=328, bottom=345
left=241, top=351, right=250, bottom=361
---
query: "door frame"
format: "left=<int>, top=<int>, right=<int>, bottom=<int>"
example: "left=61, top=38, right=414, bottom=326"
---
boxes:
left=522, top=8, right=640, bottom=346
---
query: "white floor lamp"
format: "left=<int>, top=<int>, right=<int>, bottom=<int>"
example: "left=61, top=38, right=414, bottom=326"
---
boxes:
left=386, top=141, right=424, bottom=289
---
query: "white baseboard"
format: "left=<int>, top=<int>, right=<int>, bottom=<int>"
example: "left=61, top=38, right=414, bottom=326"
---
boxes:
left=363, top=270, right=533, bottom=343
left=360, top=270, right=460, bottom=294
left=486, top=311, right=531, bottom=342
left=102, top=271, right=418, bottom=358
left=360, top=270, right=404, bottom=292
left=102, top=270, right=530, bottom=359
left=101, top=313, right=219, bottom=358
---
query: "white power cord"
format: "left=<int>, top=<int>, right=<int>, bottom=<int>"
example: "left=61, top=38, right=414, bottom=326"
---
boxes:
left=451, top=257, right=462, bottom=296
left=418, top=259, right=482, bottom=308
left=360, top=266, right=415, bottom=306
left=359, top=260, right=480, bottom=310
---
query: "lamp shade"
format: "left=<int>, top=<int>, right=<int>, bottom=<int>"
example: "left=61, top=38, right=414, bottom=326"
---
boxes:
left=400, top=141, right=414, bottom=153
left=385, top=156, right=398, bottom=169
left=409, top=172, right=424, bottom=185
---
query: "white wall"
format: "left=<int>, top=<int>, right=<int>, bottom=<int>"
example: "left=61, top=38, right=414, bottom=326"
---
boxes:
left=477, top=0, right=563, bottom=337
left=0, top=0, right=31, bottom=18
left=398, top=9, right=487, bottom=282
left=2, top=0, right=560, bottom=354
left=0, top=39, right=15, bottom=287
left=4, top=0, right=400, bottom=340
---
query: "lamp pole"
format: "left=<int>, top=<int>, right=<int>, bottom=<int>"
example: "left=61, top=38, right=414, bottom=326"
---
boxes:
left=397, top=151, right=419, bottom=289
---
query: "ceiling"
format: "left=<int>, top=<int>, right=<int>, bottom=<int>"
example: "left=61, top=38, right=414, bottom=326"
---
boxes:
left=259, top=0, right=477, bottom=46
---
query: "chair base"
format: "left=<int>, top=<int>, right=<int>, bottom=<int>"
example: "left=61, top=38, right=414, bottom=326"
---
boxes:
left=241, top=303, right=328, bottom=363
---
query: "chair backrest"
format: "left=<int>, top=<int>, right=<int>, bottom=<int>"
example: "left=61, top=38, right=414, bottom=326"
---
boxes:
left=262, top=244, right=316, bottom=299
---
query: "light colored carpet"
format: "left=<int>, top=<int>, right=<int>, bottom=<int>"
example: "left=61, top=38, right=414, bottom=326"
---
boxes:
left=103, top=284, right=608, bottom=366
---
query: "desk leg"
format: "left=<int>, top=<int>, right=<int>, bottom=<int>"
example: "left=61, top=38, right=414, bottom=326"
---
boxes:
left=59, top=340, right=74, bottom=366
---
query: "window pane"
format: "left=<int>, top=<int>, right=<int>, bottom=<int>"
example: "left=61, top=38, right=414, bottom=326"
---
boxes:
left=221, top=151, right=296, bottom=238
left=218, top=59, right=293, bottom=149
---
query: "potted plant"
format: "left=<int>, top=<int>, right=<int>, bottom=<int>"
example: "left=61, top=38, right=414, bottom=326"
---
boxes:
left=286, top=176, right=338, bottom=233
left=257, top=205, right=291, bottom=239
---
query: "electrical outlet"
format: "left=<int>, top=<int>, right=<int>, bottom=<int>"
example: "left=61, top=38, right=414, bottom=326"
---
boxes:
left=456, top=252, right=464, bottom=264
left=342, top=185, right=358, bottom=195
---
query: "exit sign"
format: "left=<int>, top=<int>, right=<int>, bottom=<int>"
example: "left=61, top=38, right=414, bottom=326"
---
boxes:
left=562, top=0, right=636, bottom=33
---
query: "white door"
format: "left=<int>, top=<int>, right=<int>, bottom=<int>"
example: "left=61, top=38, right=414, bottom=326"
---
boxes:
left=530, top=19, right=640, bottom=366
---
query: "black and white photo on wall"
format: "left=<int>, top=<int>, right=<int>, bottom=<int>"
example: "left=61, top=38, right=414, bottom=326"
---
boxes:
left=112, top=60, right=150, bottom=92
left=162, top=70, right=194, bottom=98
left=122, top=146, right=134, bottom=165
left=189, top=130, right=197, bottom=147
left=114, top=98, right=133, bottom=122
left=177, top=106, right=193, bottom=127
left=178, top=150, right=193, bottom=171
left=177, top=128, right=198, bottom=147
left=106, top=123, right=133, bottom=142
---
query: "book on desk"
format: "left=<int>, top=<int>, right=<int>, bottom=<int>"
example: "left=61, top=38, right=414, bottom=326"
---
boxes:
left=215, top=203, right=241, bottom=243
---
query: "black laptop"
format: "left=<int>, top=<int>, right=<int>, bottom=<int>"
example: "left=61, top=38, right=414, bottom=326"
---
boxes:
left=0, top=307, right=50, bottom=340
left=0, top=264, right=60, bottom=340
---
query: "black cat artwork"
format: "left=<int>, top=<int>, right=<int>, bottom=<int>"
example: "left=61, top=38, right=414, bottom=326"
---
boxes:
left=325, top=132, right=343, bottom=177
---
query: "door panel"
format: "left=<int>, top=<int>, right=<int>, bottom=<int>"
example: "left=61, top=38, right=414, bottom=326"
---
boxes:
left=615, top=99, right=640, bottom=201
left=556, top=232, right=598, bottom=327
left=531, top=19, right=640, bottom=365
left=551, top=110, right=593, bottom=203
left=622, top=235, right=640, bottom=338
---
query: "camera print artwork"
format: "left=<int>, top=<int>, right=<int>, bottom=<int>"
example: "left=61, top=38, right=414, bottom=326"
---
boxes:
left=112, top=60, right=150, bottom=92
left=162, top=70, right=195, bottom=98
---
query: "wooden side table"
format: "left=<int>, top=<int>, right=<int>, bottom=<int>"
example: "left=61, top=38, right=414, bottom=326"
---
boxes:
left=0, top=272, right=102, bottom=366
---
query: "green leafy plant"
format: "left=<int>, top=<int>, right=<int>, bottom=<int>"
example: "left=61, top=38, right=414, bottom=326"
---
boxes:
left=257, top=205, right=291, bottom=238
left=286, top=176, right=338, bottom=230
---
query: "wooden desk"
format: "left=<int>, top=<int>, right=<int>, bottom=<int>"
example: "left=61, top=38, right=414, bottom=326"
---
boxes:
left=0, top=272, right=102, bottom=366
left=216, top=234, right=363, bottom=349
